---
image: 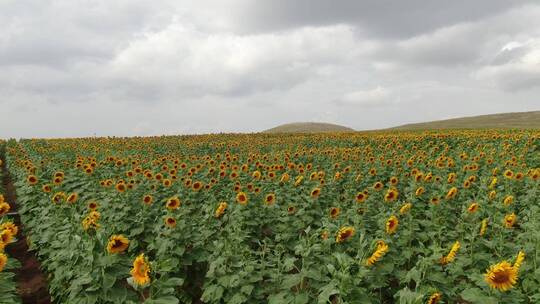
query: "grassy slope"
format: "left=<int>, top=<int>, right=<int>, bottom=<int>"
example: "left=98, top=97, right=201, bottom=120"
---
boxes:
left=263, top=122, right=354, bottom=133
left=390, top=111, right=540, bottom=130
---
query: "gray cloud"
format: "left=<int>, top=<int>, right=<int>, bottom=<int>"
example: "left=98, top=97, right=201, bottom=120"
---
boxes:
left=0, top=1, right=539, bottom=138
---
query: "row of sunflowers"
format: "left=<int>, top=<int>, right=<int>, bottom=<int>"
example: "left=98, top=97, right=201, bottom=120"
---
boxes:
left=3, top=130, right=540, bottom=303
left=0, top=141, right=22, bottom=304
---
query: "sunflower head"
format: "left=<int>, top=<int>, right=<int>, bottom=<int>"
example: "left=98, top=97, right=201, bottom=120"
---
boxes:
left=0, top=202, right=10, bottom=216
left=264, top=193, right=276, bottom=205
left=485, top=261, right=518, bottom=291
left=385, top=215, right=399, bottom=235
left=336, top=226, right=355, bottom=243
left=427, top=292, right=442, bottom=304
left=87, top=201, right=98, bottom=210
left=130, top=253, right=151, bottom=286
left=0, top=222, right=18, bottom=237
left=142, top=195, right=153, bottom=205
left=214, top=202, right=228, bottom=218
left=503, top=195, right=514, bottom=206
left=329, top=207, right=340, bottom=219
left=504, top=213, right=516, bottom=228
left=166, top=197, right=181, bottom=210
left=115, top=183, right=127, bottom=192
left=27, top=175, right=38, bottom=185
left=355, top=192, right=368, bottom=203
left=399, top=202, right=412, bottom=215
left=164, top=217, right=177, bottom=228
left=384, top=188, right=399, bottom=202
left=236, top=192, right=248, bottom=205
left=287, top=206, right=296, bottom=215
left=0, top=253, right=7, bottom=272
left=467, top=202, right=479, bottom=213
left=67, top=192, right=79, bottom=204
left=310, top=187, right=321, bottom=198
left=107, top=235, right=130, bottom=254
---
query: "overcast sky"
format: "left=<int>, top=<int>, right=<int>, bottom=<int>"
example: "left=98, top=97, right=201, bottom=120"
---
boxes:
left=1, top=0, right=540, bottom=138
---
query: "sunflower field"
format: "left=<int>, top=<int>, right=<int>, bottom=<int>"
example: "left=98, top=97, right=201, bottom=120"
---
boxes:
left=2, top=130, right=540, bottom=303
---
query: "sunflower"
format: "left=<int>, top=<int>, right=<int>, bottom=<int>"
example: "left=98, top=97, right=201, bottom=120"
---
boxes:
left=445, top=173, right=455, bottom=184
left=0, top=222, right=18, bottom=237
left=166, top=197, right=181, bottom=210
left=287, top=206, right=296, bottom=215
left=66, top=192, right=79, bottom=204
left=294, top=175, right=304, bottom=187
left=1, top=229, right=14, bottom=245
left=467, top=202, right=479, bottom=213
left=130, top=253, right=151, bottom=286
left=503, top=169, right=514, bottom=179
left=142, top=195, right=153, bottom=205
left=164, top=217, right=177, bottom=228
left=27, top=175, right=38, bottom=185
left=489, top=177, right=498, bottom=189
left=236, top=191, right=248, bottom=205
left=399, top=202, right=412, bottom=215
left=389, top=176, right=398, bottom=185
left=384, top=188, right=398, bottom=202
left=504, top=213, right=516, bottom=228
left=373, top=182, right=384, bottom=191
left=115, top=183, right=127, bottom=192
left=440, top=241, right=460, bottom=265
left=87, top=201, right=98, bottom=210
left=0, top=202, right=10, bottom=216
left=415, top=187, right=425, bottom=197
left=82, top=216, right=100, bottom=231
left=385, top=215, right=399, bottom=234
left=280, top=173, right=290, bottom=183
left=514, top=251, right=525, bottom=270
left=192, top=181, right=202, bottom=191
left=329, top=207, right=340, bottom=219
left=503, top=195, right=514, bottom=206
left=430, top=197, right=440, bottom=205
left=484, top=261, right=518, bottom=291
left=163, top=179, right=172, bottom=187
left=445, top=187, right=458, bottom=200
left=427, top=292, right=442, bottom=304
left=479, top=218, right=488, bottom=236
left=42, top=184, right=52, bottom=193
left=336, top=226, right=355, bottom=243
left=310, top=187, right=321, bottom=198
left=107, top=235, right=130, bottom=254
left=264, top=193, right=276, bottom=205
left=214, top=202, right=228, bottom=218
left=366, top=240, right=389, bottom=266
left=252, top=170, right=261, bottom=179
left=0, top=253, right=7, bottom=272
left=355, top=192, right=368, bottom=203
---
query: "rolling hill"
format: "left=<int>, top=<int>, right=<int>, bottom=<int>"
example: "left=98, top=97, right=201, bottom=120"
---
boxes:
left=390, top=111, right=540, bottom=130
left=263, top=122, right=354, bottom=133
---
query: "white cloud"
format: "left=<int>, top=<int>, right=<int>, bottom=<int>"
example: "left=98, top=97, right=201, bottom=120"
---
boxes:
left=475, top=39, right=540, bottom=91
left=339, top=86, right=392, bottom=107
left=107, top=22, right=363, bottom=98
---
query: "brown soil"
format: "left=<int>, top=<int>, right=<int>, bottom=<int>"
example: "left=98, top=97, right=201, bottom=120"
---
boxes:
left=2, top=156, right=52, bottom=304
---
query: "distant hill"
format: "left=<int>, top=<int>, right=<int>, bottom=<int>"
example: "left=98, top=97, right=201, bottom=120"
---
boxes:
left=390, top=111, right=540, bottom=130
left=263, top=122, right=354, bottom=133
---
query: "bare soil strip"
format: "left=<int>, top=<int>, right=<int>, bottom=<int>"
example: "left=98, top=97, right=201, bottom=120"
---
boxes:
left=2, top=156, right=51, bottom=304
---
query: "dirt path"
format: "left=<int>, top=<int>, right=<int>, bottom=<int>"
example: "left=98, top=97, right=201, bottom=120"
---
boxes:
left=2, top=156, right=52, bottom=304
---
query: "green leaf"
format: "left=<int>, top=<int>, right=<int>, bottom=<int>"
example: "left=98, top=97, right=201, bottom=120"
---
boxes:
left=460, top=288, right=498, bottom=304
left=201, top=285, right=224, bottom=302
left=144, top=296, right=180, bottom=304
